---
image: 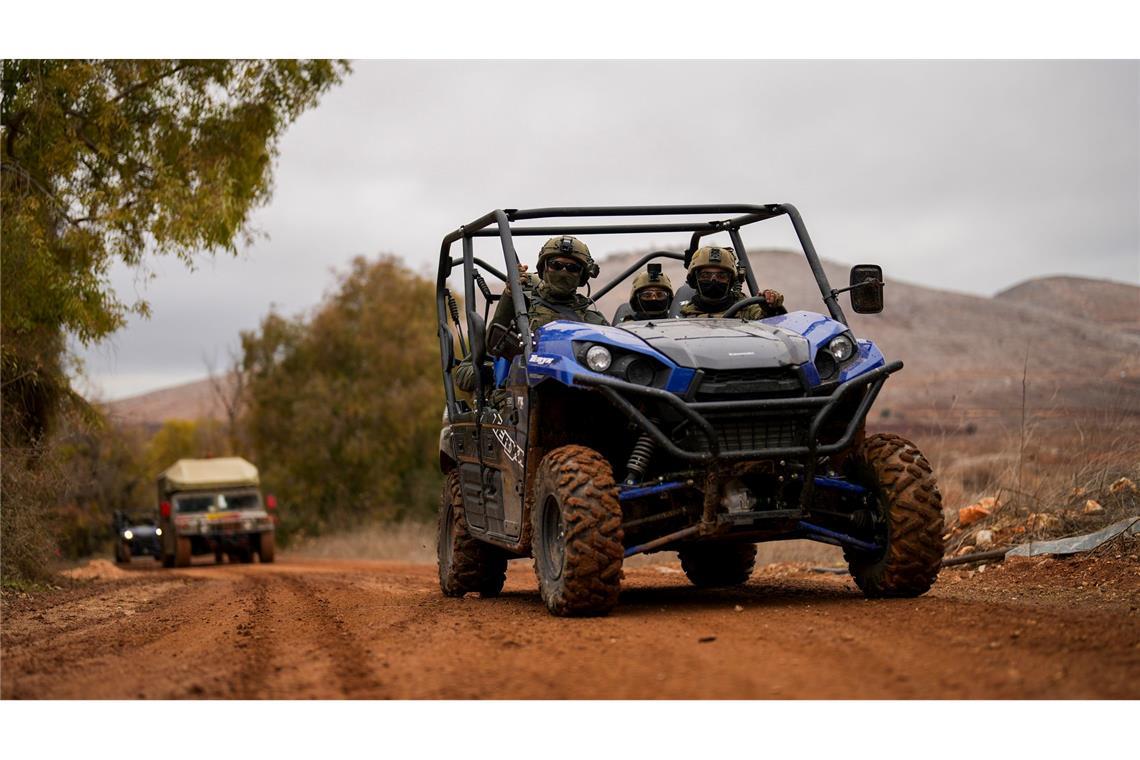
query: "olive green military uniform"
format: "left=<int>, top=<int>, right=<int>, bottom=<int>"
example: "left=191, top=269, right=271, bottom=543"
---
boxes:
left=485, top=236, right=606, bottom=359
left=453, top=236, right=606, bottom=392
left=679, top=245, right=785, bottom=320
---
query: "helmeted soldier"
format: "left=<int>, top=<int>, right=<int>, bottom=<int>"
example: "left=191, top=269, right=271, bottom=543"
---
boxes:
left=678, top=245, right=786, bottom=319
left=617, top=263, right=674, bottom=322
left=485, top=235, right=606, bottom=350
left=454, top=235, right=607, bottom=391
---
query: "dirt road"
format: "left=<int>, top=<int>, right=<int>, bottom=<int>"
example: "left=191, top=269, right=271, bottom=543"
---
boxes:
left=3, top=552, right=1137, bottom=699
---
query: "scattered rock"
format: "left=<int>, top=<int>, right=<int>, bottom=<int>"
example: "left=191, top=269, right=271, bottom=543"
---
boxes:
left=698, top=636, right=717, bottom=643
left=1027, top=513, right=1062, bottom=532
left=954, top=544, right=977, bottom=557
left=1109, top=477, right=1137, bottom=495
left=975, top=529, right=994, bottom=549
left=733, top=605, right=744, bottom=613
left=1083, top=499, right=1104, bottom=515
left=959, top=497, right=999, bottom=526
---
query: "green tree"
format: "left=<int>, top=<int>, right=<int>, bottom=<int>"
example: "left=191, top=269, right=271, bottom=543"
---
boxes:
left=1, top=59, right=349, bottom=446
left=241, top=256, right=442, bottom=538
left=1, top=59, right=348, bottom=581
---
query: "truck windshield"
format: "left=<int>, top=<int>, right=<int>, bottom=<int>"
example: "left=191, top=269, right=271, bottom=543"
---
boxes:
left=174, top=492, right=261, bottom=513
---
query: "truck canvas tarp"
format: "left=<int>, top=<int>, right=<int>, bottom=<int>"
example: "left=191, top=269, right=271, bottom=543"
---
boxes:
left=159, top=457, right=260, bottom=492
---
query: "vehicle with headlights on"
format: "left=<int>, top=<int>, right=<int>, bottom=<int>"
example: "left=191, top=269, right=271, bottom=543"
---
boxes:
left=156, top=457, right=277, bottom=567
left=435, top=204, right=943, bottom=616
left=112, top=511, right=163, bottom=563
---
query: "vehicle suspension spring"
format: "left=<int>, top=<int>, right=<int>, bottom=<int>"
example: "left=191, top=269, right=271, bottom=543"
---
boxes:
left=624, top=434, right=656, bottom=485
left=445, top=289, right=462, bottom=327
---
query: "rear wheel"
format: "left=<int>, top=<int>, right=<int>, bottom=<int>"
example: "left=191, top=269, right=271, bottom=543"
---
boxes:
left=437, top=470, right=507, bottom=598
left=258, top=532, right=276, bottom=563
left=678, top=542, right=756, bottom=587
left=531, top=445, right=624, bottom=617
left=844, top=433, right=944, bottom=597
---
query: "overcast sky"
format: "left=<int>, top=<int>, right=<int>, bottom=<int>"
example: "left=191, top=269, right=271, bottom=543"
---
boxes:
left=75, top=60, right=1139, bottom=400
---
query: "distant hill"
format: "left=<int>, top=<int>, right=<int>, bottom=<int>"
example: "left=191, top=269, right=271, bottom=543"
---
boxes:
left=104, top=252, right=1140, bottom=436
left=996, top=275, right=1139, bottom=337
left=103, top=374, right=231, bottom=427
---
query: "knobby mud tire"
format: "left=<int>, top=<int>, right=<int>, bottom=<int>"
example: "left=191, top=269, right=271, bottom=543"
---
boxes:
left=531, top=445, right=624, bottom=617
left=678, top=542, right=757, bottom=588
left=115, top=542, right=131, bottom=564
left=845, top=432, right=944, bottom=598
left=437, top=470, right=508, bottom=598
left=258, top=532, right=276, bottom=563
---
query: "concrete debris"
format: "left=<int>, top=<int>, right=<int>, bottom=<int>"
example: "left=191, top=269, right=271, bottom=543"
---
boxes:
left=1007, top=517, right=1140, bottom=558
left=975, top=529, right=995, bottom=549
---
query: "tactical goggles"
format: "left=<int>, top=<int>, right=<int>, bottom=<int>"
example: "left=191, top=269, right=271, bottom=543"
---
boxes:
left=547, top=260, right=583, bottom=274
left=696, top=269, right=732, bottom=283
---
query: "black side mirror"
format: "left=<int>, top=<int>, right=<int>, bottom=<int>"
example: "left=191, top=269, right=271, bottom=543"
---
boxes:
left=849, top=264, right=884, bottom=314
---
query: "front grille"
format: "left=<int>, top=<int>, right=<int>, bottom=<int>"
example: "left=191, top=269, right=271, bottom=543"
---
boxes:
left=680, top=413, right=806, bottom=454
left=694, top=368, right=804, bottom=400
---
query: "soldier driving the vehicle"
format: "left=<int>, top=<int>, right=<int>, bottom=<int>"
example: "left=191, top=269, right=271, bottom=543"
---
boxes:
left=678, top=245, right=786, bottom=319
left=453, top=235, right=607, bottom=392
left=617, top=263, right=674, bottom=323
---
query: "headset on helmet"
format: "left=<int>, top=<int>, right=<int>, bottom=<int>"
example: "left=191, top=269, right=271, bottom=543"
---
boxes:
left=537, top=235, right=600, bottom=286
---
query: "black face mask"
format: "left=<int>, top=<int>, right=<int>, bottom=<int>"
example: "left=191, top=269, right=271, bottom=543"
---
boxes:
left=696, top=279, right=729, bottom=300
left=636, top=293, right=670, bottom=313
left=543, top=269, right=580, bottom=298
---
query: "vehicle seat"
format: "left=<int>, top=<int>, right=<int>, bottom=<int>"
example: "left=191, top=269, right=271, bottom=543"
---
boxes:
left=611, top=303, right=634, bottom=325
left=670, top=284, right=695, bottom=316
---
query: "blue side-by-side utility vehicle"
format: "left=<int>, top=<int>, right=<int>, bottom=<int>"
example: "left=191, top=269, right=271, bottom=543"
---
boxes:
left=435, top=205, right=943, bottom=616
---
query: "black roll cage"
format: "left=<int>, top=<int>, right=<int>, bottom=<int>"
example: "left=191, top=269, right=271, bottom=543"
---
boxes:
left=436, top=204, right=847, bottom=417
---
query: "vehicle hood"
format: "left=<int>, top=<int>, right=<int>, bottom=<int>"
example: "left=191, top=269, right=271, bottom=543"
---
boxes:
left=618, top=318, right=811, bottom=370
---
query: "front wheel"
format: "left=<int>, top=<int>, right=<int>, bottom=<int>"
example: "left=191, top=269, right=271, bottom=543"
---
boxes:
left=115, top=541, right=131, bottom=564
left=174, top=536, right=192, bottom=567
left=437, top=470, right=507, bottom=598
left=531, top=445, right=624, bottom=617
left=845, top=433, right=944, bottom=597
left=258, top=532, right=275, bottom=563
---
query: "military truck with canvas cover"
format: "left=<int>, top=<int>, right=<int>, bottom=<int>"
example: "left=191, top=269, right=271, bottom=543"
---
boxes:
left=435, top=204, right=944, bottom=617
left=157, top=457, right=276, bottom=566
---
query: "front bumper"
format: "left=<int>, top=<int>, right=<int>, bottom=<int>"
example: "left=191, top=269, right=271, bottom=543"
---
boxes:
left=576, top=360, right=902, bottom=463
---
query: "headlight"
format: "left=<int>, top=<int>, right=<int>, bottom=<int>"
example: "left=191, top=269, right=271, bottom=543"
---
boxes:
left=155, top=528, right=162, bottom=536
left=585, top=345, right=612, bottom=372
left=826, top=334, right=855, bottom=363
left=123, top=530, right=133, bottom=540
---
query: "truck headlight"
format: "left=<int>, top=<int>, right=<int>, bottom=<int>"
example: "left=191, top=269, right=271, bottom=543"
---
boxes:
left=585, top=345, right=612, bottom=372
left=826, top=334, right=855, bottom=363
left=155, top=528, right=162, bottom=536
left=123, top=530, right=133, bottom=540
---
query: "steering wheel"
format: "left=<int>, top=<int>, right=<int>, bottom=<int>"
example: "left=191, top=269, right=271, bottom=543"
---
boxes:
left=721, top=296, right=769, bottom=319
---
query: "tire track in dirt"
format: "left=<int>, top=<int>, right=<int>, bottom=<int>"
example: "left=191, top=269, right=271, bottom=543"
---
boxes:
left=231, top=575, right=275, bottom=699
left=277, top=573, right=386, bottom=698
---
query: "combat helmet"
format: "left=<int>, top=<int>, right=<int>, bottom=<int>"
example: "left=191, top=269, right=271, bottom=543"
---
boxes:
left=685, top=245, right=740, bottom=287
left=537, top=235, right=600, bottom=285
left=629, top=265, right=674, bottom=312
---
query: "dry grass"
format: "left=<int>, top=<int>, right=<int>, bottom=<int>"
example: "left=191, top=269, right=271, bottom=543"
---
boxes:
left=286, top=521, right=437, bottom=563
